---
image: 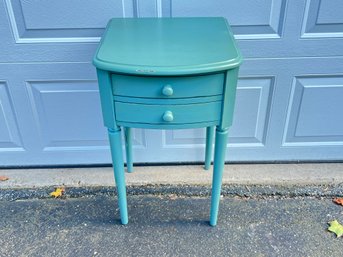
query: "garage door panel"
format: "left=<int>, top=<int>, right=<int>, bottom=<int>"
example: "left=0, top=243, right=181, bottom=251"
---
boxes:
left=170, top=0, right=286, bottom=39
left=26, top=80, right=108, bottom=150
left=302, top=0, right=343, bottom=37
left=229, top=77, right=274, bottom=146
left=5, top=0, right=134, bottom=42
left=0, top=81, right=23, bottom=151
left=284, top=76, right=343, bottom=146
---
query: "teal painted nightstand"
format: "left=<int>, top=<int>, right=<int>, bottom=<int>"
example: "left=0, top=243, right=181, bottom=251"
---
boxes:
left=93, top=17, right=242, bottom=226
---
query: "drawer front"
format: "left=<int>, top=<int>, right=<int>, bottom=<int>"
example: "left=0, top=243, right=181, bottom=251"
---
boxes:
left=112, top=73, right=224, bottom=99
left=115, top=101, right=221, bottom=124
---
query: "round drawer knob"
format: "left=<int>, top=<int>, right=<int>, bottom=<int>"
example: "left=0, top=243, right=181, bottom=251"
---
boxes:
left=162, top=111, right=174, bottom=122
left=162, top=85, right=173, bottom=96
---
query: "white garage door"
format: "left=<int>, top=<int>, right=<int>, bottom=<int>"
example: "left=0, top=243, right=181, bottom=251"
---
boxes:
left=1, top=0, right=343, bottom=166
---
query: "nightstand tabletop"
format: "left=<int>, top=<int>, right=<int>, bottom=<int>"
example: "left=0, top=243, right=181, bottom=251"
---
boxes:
left=93, top=17, right=242, bottom=76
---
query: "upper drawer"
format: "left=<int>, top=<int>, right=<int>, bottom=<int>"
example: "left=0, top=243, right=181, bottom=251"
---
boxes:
left=111, top=73, right=224, bottom=98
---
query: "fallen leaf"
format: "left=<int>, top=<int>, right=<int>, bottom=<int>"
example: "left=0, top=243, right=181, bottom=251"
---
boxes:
left=0, top=176, right=9, bottom=181
left=333, top=198, right=343, bottom=206
left=328, top=220, right=343, bottom=238
left=50, top=187, right=65, bottom=198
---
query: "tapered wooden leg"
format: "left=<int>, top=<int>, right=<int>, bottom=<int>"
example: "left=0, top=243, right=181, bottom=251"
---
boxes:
left=204, top=126, right=215, bottom=170
left=124, top=127, right=133, bottom=173
left=108, top=128, right=128, bottom=225
left=210, top=127, right=228, bottom=226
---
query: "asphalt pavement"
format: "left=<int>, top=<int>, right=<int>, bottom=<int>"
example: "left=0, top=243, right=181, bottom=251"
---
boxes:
left=1, top=194, right=343, bottom=257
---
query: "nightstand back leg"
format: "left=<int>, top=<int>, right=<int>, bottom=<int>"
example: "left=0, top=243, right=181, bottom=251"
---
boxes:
left=204, top=126, right=215, bottom=170
left=124, top=127, right=133, bottom=173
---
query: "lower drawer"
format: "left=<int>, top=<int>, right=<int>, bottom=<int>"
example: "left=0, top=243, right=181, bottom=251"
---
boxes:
left=115, top=101, right=221, bottom=124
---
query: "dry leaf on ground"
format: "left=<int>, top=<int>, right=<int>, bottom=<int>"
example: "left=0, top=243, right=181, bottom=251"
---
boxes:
left=50, top=187, right=65, bottom=198
left=328, top=220, right=343, bottom=238
left=0, top=176, right=9, bottom=181
left=333, top=198, right=343, bottom=206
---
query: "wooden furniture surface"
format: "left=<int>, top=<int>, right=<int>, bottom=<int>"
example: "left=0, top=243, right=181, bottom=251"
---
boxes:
left=93, top=17, right=242, bottom=226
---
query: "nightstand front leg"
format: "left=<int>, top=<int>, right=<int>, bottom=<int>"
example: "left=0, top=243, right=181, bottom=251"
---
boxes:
left=204, top=126, right=215, bottom=170
left=108, top=128, right=128, bottom=225
left=124, top=127, right=133, bottom=173
left=210, top=127, right=228, bottom=226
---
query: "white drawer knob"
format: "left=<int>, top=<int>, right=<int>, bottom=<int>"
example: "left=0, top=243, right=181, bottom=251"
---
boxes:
left=162, top=85, right=173, bottom=96
left=162, top=111, right=174, bottom=122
